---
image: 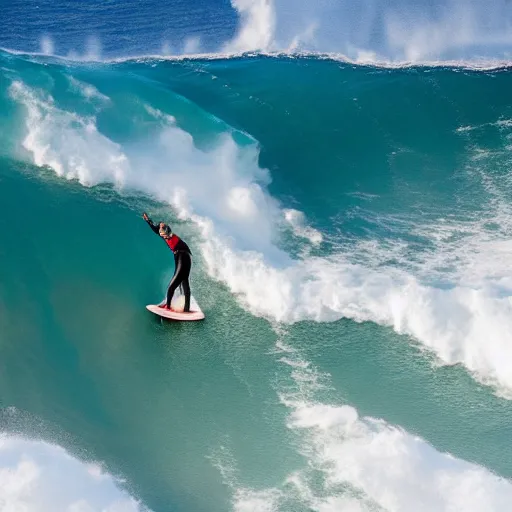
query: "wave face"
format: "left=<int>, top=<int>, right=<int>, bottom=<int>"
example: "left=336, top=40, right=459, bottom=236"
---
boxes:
left=155, top=56, right=512, bottom=395
left=2, top=49, right=512, bottom=511
left=4, top=51, right=512, bottom=393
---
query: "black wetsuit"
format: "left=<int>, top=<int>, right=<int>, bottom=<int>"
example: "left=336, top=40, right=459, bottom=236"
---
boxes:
left=146, top=219, right=192, bottom=311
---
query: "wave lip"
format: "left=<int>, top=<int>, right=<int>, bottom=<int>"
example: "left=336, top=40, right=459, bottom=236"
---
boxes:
left=3, top=45, right=512, bottom=71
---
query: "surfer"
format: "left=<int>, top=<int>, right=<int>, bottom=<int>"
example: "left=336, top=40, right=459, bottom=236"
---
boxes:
left=143, top=212, right=192, bottom=312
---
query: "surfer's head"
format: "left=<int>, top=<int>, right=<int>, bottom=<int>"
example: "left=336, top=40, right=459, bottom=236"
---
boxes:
left=158, top=223, right=172, bottom=239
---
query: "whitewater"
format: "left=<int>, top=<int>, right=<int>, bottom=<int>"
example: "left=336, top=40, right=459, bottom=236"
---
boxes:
left=1, top=28, right=512, bottom=512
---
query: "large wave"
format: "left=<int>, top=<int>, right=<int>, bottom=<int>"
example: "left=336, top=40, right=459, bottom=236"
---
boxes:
left=3, top=52, right=512, bottom=399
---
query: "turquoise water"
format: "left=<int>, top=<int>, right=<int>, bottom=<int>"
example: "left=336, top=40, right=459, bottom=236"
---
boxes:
left=1, top=50, right=512, bottom=511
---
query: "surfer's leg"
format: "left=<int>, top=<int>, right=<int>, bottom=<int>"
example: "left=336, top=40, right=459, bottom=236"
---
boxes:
left=165, top=256, right=184, bottom=308
left=180, top=252, right=192, bottom=312
left=165, top=277, right=180, bottom=308
left=182, top=279, right=191, bottom=312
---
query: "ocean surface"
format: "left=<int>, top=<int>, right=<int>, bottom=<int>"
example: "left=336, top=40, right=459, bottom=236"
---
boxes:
left=2, top=2, right=512, bottom=511
left=2, top=48, right=512, bottom=512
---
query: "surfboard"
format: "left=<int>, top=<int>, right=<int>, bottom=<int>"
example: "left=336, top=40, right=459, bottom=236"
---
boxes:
left=146, top=296, right=205, bottom=321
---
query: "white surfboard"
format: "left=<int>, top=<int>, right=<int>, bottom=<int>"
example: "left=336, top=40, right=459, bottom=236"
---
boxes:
left=146, top=295, right=205, bottom=321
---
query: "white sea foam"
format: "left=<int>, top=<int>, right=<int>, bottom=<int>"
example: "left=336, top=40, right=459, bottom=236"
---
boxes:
left=279, top=351, right=512, bottom=512
left=214, top=343, right=512, bottom=512
left=67, top=76, right=111, bottom=104
left=144, top=104, right=176, bottom=125
left=283, top=209, right=322, bottom=246
left=225, top=0, right=276, bottom=53
left=8, top=78, right=512, bottom=397
left=0, top=435, right=147, bottom=511
left=10, top=81, right=129, bottom=186
left=232, top=489, right=281, bottom=512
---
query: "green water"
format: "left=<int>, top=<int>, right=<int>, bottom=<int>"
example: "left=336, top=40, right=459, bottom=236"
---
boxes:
left=2, top=159, right=512, bottom=511
left=2, top=51, right=512, bottom=511
left=0, top=162, right=294, bottom=511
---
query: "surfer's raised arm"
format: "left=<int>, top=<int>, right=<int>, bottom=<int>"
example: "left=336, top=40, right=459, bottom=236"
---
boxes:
left=143, top=212, right=160, bottom=235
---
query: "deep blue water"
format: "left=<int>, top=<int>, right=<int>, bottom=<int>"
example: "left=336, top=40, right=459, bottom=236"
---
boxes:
left=0, top=0, right=237, bottom=56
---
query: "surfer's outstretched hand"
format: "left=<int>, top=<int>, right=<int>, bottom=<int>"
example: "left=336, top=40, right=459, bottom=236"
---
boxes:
left=142, top=212, right=149, bottom=222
